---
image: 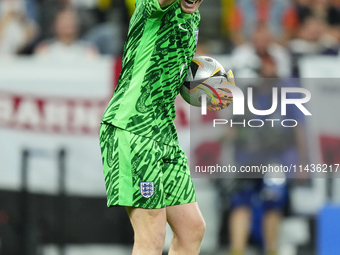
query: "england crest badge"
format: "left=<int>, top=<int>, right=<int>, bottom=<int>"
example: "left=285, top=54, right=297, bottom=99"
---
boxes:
left=140, top=182, right=154, bottom=198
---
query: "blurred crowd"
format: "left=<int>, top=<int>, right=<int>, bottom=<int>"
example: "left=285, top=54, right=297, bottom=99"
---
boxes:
left=0, top=0, right=129, bottom=58
left=0, top=0, right=339, bottom=70
left=221, top=0, right=340, bottom=78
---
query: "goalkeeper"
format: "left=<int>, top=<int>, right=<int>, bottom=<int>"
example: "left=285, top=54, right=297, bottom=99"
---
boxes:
left=99, top=0, right=205, bottom=254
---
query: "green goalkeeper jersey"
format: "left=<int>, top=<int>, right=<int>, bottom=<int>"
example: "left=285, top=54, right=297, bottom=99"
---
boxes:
left=101, top=0, right=200, bottom=145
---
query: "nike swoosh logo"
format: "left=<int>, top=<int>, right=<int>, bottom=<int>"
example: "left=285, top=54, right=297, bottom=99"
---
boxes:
left=179, top=23, right=188, bottom=31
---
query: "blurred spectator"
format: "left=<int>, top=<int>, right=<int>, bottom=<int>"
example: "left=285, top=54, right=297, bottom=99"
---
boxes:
left=227, top=0, right=295, bottom=46
left=83, top=21, right=123, bottom=56
left=220, top=0, right=234, bottom=37
left=288, top=0, right=340, bottom=55
left=23, top=0, right=38, bottom=22
left=125, top=0, right=136, bottom=18
left=37, top=0, right=97, bottom=40
left=232, top=25, right=291, bottom=79
left=37, top=0, right=128, bottom=56
left=0, top=0, right=38, bottom=55
left=222, top=57, right=307, bottom=255
left=37, top=0, right=129, bottom=43
left=35, top=9, right=98, bottom=60
left=83, top=2, right=126, bottom=56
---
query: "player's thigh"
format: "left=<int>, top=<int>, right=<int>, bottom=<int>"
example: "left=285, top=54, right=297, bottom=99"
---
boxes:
left=126, top=206, right=167, bottom=238
left=166, top=202, right=205, bottom=238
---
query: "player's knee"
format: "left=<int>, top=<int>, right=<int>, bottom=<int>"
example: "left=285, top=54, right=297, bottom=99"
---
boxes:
left=182, top=216, right=206, bottom=243
left=151, top=229, right=166, bottom=252
left=195, top=216, right=206, bottom=242
left=135, top=227, right=166, bottom=253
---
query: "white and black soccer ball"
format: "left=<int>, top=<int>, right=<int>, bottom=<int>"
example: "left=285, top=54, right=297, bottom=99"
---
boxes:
left=180, top=56, right=235, bottom=111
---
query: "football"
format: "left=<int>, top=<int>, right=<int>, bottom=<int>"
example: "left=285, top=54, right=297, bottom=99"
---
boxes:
left=180, top=56, right=235, bottom=111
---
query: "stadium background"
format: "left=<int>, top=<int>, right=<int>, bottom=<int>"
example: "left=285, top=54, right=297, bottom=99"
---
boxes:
left=1, top=0, right=340, bottom=254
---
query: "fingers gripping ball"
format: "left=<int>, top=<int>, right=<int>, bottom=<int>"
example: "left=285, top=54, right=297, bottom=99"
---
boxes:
left=180, top=56, right=235, bottom=111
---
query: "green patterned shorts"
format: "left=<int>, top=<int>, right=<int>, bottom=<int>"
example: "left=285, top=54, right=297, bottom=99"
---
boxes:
left=99, top=124, right=196, bottom=209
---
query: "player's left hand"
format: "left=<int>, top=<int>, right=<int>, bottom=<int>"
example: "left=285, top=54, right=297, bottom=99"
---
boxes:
left=207, top=70, right=235, bottom=111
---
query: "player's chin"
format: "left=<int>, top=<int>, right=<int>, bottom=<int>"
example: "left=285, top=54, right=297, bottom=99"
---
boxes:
left=180, top=0, right=203, bottom=14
